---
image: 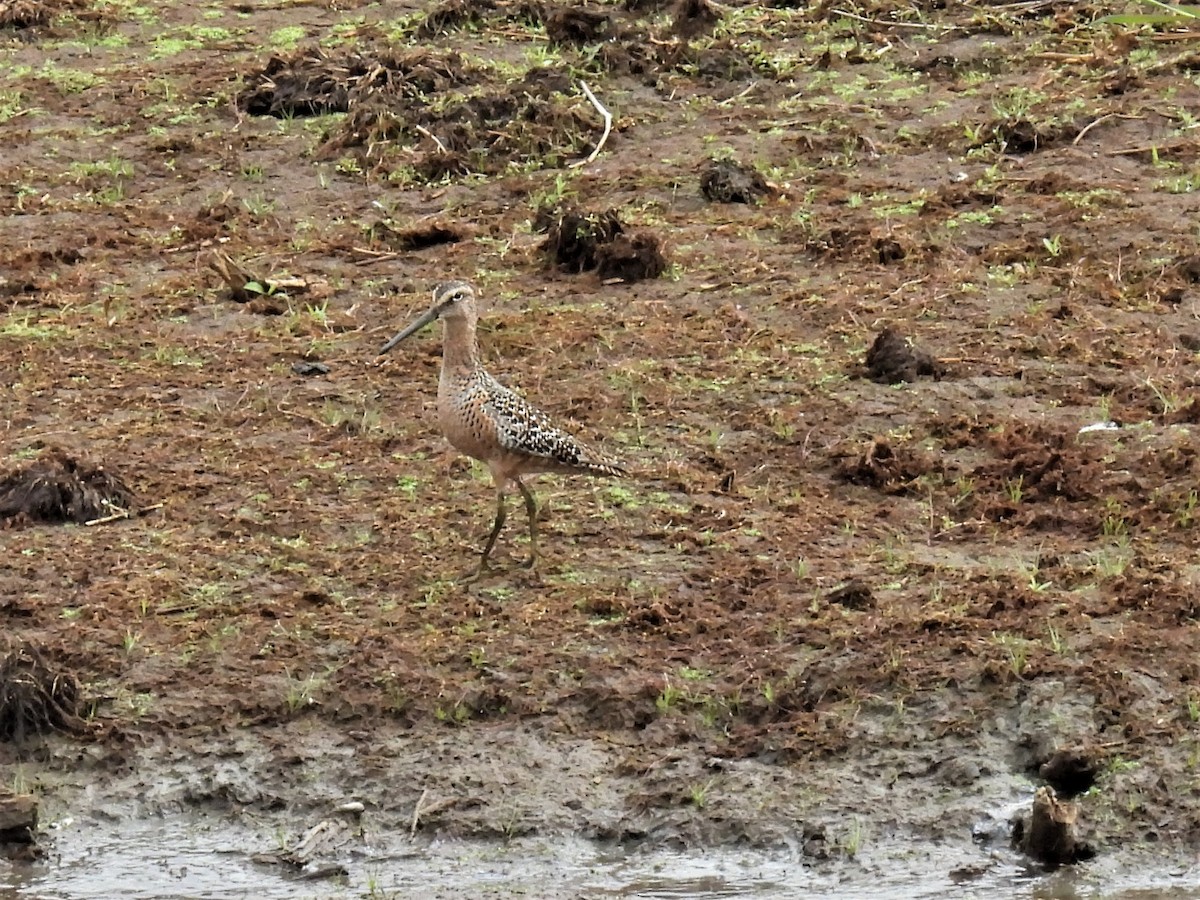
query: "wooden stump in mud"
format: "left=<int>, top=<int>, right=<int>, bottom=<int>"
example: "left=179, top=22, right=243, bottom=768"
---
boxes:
left=0, top=789, right=38, bottom=844
left=1013, top=785, right=1094, bottom=866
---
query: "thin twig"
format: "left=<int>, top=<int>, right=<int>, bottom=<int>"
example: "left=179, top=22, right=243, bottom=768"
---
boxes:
left=570, top=81, right=612, bottom=169
left=410, top=789, right=428, bottom=838
left=84, top=502, right=164, bottom=527
left=1073, top=113, right=1114, bottom=145
left=1108, top=143, right=1171, bottom=156
left=831, top=8, right=954, bottom=30
left=717, top=82, right=759, bottom=107
left=351, top=247, right=401, bottom=261
left=414, top=125, right=448, bottom=154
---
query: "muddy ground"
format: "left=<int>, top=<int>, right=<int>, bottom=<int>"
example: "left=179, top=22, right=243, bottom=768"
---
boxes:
left=3, top=0, right=1200, bottom=890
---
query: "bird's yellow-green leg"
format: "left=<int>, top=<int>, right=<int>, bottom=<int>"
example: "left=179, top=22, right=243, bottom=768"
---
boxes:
left=516, top=479, right=538, bottom=570
left=461, top=485, right=507, bottom=584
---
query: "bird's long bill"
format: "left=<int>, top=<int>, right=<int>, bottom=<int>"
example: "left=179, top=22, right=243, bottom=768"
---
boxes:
left=379, top=305, right=439, bottom=355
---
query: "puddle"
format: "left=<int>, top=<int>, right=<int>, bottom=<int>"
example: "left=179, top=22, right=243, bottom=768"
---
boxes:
left=2, top=816, right=1199, bottom=900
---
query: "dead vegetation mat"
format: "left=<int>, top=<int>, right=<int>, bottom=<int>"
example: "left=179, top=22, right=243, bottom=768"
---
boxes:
left=0, top=643, right=84, bottom=743
left=0, top=449, right=136, bottom=527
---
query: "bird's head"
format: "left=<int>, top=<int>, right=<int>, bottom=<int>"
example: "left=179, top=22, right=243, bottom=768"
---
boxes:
left=379, top=280, right=477, bottom=356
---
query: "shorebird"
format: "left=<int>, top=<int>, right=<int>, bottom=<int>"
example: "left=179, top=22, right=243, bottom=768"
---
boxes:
left=379, top=281, right=627, bottom=581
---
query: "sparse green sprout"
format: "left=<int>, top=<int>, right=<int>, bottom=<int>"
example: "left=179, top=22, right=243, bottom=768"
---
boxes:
left=1003, top=476, right=1024, bottom=505
left=688, top=779, right=716, bottom=808
left=1176, top=490, right=1199, bottom=528
left=992, top=632, right=1032, bottom=676
left=656, top=680, right=682, bottom=713
left=844, top=818, right=866, bottom=857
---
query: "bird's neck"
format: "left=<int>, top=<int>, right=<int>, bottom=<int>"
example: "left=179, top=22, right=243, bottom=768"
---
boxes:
left=440, top=314, right=480, bottom=373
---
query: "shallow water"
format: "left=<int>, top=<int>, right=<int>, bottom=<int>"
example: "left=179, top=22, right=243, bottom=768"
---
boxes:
left=2, top=816, right=1199, bottom=900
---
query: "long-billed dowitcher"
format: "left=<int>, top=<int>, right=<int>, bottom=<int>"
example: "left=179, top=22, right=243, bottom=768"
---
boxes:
left=379, top=281, right=626, bottom=580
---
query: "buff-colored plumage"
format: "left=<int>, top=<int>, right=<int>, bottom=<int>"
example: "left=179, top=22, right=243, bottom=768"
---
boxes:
left=379, top=281, right=626, bottom=579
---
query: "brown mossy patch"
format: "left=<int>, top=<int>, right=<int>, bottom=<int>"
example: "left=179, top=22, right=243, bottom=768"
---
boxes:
left=0, top=643, right=84, bottom=742
left=973, top=423, right=1102, bottom=508
left=833, top=438, right=937, bottom=494
left=416, top=0, right=497, bottom=36
left=0, top=448, right=136, bottom=527
left=0, top=0, right=89, bottom=30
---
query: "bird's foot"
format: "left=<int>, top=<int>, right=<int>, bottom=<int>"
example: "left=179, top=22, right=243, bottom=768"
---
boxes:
left=458, top=562, right=493, bottom=585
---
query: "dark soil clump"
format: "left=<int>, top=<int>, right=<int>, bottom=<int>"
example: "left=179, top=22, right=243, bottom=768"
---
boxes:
left=826, top=580, right=874, bottom=610
left=865, top=327, right=943, bottom=383
left=0, top=643, right=84, bottom=742
left=0, top=449, right=136, bottom=527
left=540, top=207, right=666, bottom=282
left=700, top=158, right=773, bottom=204
left=595, top=233, right=668, bottom=282
left=1038, top=748, right=1098, bottom=798
left=671, top=0, right=721, bottom=37
left=371, top=220, right=464, bottom=251
left=540, top=207, right=624, bottom=272
left=544, top=5, right=614, bottom=43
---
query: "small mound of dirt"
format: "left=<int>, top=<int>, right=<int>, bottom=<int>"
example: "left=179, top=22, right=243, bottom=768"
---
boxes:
left=595, top=233, right=668, bottom=282
left=539, top=207, right=667, bottom=282
left=0, top=644, right=84, bottom=742
left=865, top=326, right=943, bottom=383
left=826, top=580, right=874, bottom=610
left=544, top=5, right=613, bottom=43
left=0, top=448, right=136, bottom=527
left=540, top=207, right=624, bottom=272
left=671, top=0, right=721, bottom=37
left=834, top=438, right=934, bottom=494
left=700, top=158, right=773, bottom=204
